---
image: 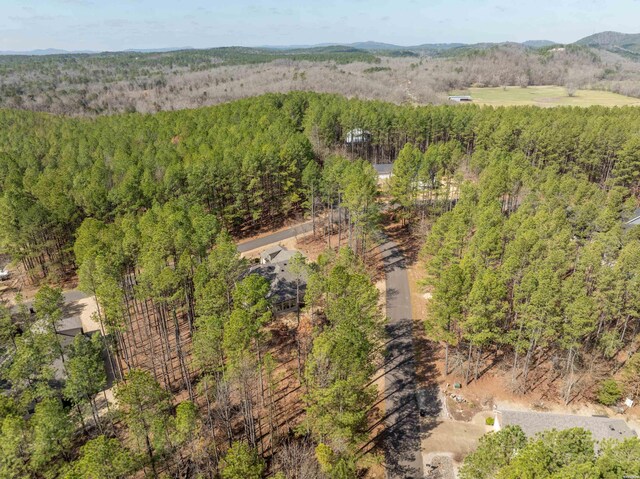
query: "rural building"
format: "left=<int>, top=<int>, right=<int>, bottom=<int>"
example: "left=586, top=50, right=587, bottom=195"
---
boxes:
left=50, top=316, right=84, bottom=381
left=260, top=245, right=298, bottom=264
left=345, top=128, right=372, bottom=144
left=248, top=250, right=308, bottom=313
left=625, top=208, right=640, bottom=228
left=54, top=315, right=84, bottom=344
left=493, top=410, right=637, bottom=445
left=448, top=95, right=473, bottom=103
left=22, top=296, right=115, bottom=385
left=373, top=163, right=393, bottom=182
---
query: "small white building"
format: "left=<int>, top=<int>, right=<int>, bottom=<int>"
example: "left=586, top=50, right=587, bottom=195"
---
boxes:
left=448, top=95, right=473, bottom=103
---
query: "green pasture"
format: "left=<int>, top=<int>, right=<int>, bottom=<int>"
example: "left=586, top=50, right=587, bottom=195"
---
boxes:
left=451, top=85, right=640, bottom=107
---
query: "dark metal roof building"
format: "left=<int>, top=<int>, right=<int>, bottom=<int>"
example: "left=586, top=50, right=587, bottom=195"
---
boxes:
left=247, top=258, right=308, bottom=312
left=495, top=410, right=637, bottom=445
left=373, top=163, right=393, bottom=177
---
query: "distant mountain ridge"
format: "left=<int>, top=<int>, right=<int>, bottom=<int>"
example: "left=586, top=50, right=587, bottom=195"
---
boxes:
left=2, top=40, right=557, bottom=57
left=575, top=31, right=640, bottom=56
left=4, top=31, right=640, bottom=57
left=0, top=46, right=193, bottom=56
left=575, top=31, right=640, bottom=47
left=522, top=40, right=558, bottom=48
left=0, top=48, right=94, bottom=56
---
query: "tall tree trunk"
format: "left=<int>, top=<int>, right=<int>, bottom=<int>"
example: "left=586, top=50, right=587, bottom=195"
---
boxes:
left=474, top=347, right=482, bottom=382
left=255, top=338, right=265, bottom=410
left=311, top=187, right=315, bottom=236
left=444, top=343, right=449, bottom=376
left=465, top=343, right=473, bottom=385
left=172, top=307, right=193, bottom=400
left=521, top=336, right=537, bottom=392
left=328, top=195, right=333, bottom=248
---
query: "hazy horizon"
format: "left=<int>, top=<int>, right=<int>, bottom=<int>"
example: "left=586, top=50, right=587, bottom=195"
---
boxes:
left=1, top=0, right=639, bottom=52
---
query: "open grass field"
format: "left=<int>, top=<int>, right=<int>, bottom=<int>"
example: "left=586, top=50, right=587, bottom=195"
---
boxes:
left=451, top=85, right=640, bottom=107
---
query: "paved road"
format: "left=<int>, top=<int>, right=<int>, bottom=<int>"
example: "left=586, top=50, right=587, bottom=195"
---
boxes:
left=379, top=239, right=424, bottom=479
left=237, top=221, right=313, bottom=253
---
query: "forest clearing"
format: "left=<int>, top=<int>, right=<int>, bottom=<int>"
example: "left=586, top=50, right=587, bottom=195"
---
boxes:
left=452, top=85, right=640, bottom=107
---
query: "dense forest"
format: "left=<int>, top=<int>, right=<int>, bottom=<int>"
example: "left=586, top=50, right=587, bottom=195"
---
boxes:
left=3, top=43, right=640, bottom=115
left=391, top=112, right=640, bottom=405
left=1, top=92, right=640, bottom=477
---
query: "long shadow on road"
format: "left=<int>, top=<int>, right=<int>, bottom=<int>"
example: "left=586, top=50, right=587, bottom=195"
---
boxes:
left=379, top=238, right=425, bottom=479
left=383, top=318, right=423, bottom=478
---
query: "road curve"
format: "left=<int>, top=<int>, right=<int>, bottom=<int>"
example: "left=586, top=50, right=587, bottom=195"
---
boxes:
left=379, top=239, right=423, bottom=479
left=237, top=221, right=313, bottom=253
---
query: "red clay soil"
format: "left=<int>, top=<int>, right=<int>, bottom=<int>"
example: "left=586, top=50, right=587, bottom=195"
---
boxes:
left=1, top=260, right=79, bottom=304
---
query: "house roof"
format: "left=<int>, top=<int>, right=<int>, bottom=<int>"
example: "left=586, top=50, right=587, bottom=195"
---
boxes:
left=56, top=315, right=83, bottom=334
left=247, top=260, right=308, bottom=304
left=497, top=410, right=637, bottom=444
left=260, top=245, right=299, bottom=264
left=31, top=315, right=82, bottom=338
left=373, top=163, right=393, bottom=176
left=625, top=208, right=640, bottom=227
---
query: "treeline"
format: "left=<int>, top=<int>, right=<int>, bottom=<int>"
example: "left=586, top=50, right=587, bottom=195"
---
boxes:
left=0, top=46, right=379, bottom=80
left=0, top=46, right=378, bottom=114
left=304, top=94, right=640, bottom=191
left=303, top=249, right=384, bottom=474
left=3, top=93, right=640, bottom=282
left=303, top=156, right=379, bottom=257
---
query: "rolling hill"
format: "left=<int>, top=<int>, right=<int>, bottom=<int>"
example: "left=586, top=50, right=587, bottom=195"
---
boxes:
left=575, top=31, right=640, bottom=56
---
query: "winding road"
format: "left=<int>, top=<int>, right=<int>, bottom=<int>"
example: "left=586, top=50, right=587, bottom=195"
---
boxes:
left=237, top=221, right=313, bottom=253
left=239, top=221, right=425, bottom=477
left=379, top=239, right=424, bottom=479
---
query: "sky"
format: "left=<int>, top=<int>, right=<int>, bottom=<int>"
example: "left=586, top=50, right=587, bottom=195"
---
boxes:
left=1, top=0, right=640, bottom=52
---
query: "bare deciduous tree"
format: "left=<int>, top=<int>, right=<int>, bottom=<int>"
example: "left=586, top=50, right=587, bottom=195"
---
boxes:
left=274, top=439, right=325, bottom=479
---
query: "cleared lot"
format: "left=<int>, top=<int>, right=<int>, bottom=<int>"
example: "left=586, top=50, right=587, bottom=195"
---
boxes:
left=421, top=419, right=489, bottom=463
left=451, top=85, right=640, bottom=107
